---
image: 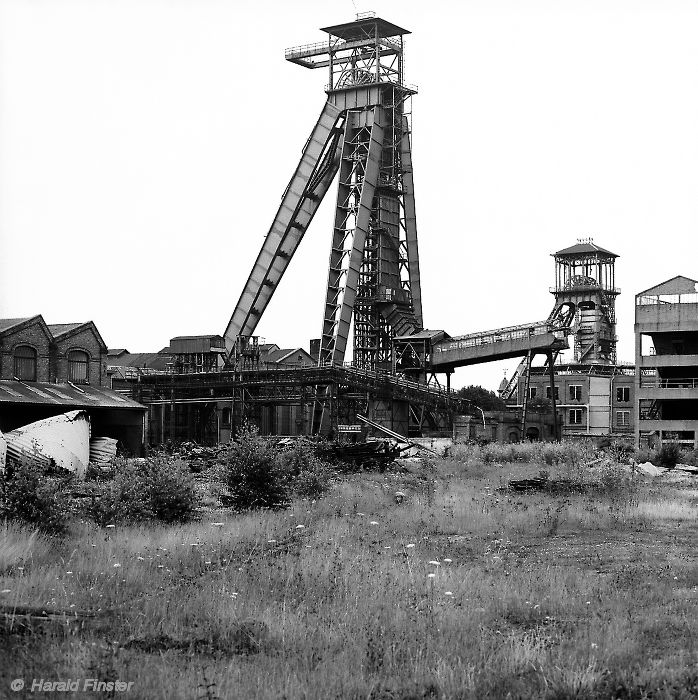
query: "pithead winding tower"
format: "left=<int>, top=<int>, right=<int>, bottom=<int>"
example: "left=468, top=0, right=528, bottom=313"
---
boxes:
left=224, top=14, right=422, bottom=372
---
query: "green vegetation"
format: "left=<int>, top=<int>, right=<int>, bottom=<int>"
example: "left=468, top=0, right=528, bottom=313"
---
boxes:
left=455, top=384, right=507, bottom=412
left=1, top=440, right=697, bottom=698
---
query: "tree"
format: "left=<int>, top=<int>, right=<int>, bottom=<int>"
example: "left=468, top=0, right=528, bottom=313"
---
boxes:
left=455, top=385, right=506, bottom=412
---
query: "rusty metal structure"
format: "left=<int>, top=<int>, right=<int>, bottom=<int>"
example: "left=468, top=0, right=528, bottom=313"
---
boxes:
left=224, top=13, right=421, bottom=373
left=127, top=14, right=577, bottom=444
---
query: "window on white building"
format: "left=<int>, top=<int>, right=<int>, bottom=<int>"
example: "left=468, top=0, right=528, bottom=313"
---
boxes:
left=569, top=408, right=583, bottom=425
left=616, top=410, right=630, bottom=427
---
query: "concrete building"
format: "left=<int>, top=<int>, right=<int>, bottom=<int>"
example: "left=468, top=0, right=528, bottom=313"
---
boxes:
left=635, top=276, right=698, bottom=449
left=0, top=316, right=147, bottom=454
left=511, top=363, right=635, bottom=439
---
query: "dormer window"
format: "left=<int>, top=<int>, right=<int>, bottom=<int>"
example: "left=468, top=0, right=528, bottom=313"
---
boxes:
left=14, top=345, right=37, bottom=381
left=68, top=350, right=89, bottom=384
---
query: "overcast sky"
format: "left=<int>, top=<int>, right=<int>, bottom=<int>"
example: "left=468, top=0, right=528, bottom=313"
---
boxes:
left=1, top=0, right=697, bottom=390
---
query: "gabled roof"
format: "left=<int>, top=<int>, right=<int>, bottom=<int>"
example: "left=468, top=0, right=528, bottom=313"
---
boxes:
left=0, top=315, right=52, bottom=342
left=554, top=241, right=618, bottom=258
left=637, top=275, right=698, bottom=297
left=107, top=348, right=129, bottom=357
left=264, top=347, right=314, bottom=364
left=258, top=343, right=280, bottom=354
left=48, top=323, right=83, bottom=336
left=0, top=317, right=33, bottom=333
left=47, top=321, right=108, bottom=351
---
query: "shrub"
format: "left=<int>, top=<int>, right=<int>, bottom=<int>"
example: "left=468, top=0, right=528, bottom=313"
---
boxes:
left=276, top=438, right=331, bottom=500
left=656, top=442, right=682, bottom=469
left=220, top=426, right=289, bottom=510
left=218, top=430, right=333, bottom=510
left=89, top=457, right=199, bottom=525
left=0, top=461, right=69, bottom=534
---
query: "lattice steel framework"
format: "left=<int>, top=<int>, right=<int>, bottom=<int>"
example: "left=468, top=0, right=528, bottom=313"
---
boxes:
left=223, top=14, right=423, bottom=374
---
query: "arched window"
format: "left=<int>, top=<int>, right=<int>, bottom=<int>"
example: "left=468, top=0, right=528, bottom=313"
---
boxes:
left=14, top=345, right=37, bottom=381
left=68, top=350, right=89, bottom=384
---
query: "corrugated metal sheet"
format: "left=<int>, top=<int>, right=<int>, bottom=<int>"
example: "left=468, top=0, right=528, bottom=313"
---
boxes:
left=90, top=437, right=118, bottom=465
left=6, top=410, right=90, bottom=477
left=0, top=430, right=6, bottom=473
left=0, top=380, right=146, bottom=410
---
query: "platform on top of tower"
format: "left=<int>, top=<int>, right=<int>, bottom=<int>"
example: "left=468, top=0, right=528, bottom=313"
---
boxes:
left=554, top=240, right=618, bottom=258
left=321, top=17, right=410, bottom=41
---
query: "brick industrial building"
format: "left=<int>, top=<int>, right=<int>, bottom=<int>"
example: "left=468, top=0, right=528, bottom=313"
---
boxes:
left=0, top=316, right=147, bottom=454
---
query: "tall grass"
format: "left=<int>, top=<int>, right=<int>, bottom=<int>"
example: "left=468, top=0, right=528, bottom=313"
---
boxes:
left=1, top=456, right=696, bottom=698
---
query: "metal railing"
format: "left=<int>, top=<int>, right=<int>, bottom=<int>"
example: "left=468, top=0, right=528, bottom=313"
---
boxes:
left=442, top=320, right=556, bottom=350
left=636, top=293, right=698, bottom=306
left=639, top=377, right=698, bottom=389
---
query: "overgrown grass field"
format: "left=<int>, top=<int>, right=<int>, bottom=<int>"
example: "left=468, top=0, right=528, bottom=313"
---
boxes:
left=1, top=444, right=697, bottom=699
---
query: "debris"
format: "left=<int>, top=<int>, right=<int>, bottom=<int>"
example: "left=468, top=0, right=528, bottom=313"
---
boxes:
left=324, top=439, right=406, bottom=470
left=635, top=462, right=665, bottom=477
left=0, top=429, right=6, bottom=474
left=394, top=490, right=406, bottom=504
left=508, top=476, right=549, bottom=492
left=5, top=410, right=90, bottom=478
left=124, top=620, right=268, bottom=656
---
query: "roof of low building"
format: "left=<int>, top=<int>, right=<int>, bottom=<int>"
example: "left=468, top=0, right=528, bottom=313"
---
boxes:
left=106, top=351, right=171, bottom=371
left=48, top=323, right=84, bottom=337
left=0, top=317, right=34, bottom=333
left=263, top=347, right=314, bottom=364
left=0, top=380, right=146, bottom=410
left=637, top=275, right=698, bottom=297
left=554, top=241, right=618, bottom=258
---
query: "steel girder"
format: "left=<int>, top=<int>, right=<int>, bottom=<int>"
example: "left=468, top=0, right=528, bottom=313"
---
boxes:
left=399, top=115, right=423, bottom=327
left=223, top=101, right=345, bottom=357
left=319, top=108, right=385, bottom=366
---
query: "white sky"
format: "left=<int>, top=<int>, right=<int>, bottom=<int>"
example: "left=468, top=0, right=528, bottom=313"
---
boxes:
left=1, top=0, right=697, bottom=391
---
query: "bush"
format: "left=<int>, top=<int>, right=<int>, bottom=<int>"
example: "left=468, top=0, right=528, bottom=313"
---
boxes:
left=0, top=461, right=69, bottom=534
left=656, top=442, right=682, bottom=469
left=220, top=426, right=290, bottom=510
left=276, top=438, right=331, bottom=500
left=89, top=457, right=199, bottom=525
left=218, top=429, right=333, bottom=510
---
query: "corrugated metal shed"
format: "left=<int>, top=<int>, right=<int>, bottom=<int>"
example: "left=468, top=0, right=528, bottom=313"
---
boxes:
left=0, top=381, right=146, bottom=410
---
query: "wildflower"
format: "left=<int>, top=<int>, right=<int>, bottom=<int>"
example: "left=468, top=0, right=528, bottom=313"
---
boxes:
left=428, top=560, right=440, bottom=566
left=444, top=591, right=453, bottom=596
left=157, top=565, right=164, bottom=569
left=137, top=557, right=144, bottom=561
left=369, top=521, right=379, bottom=526
left=356, top=512, right=365, bottom=516
left=295, top=524, right=305, bottom=530
left=66, top=571, right=73, bottom=575
left=204, top=561, right=212, bottom=565
left=267, top=539, right=277, bottom=544
left=384, top=546, right=391, bottom=549
left=406, top=543, right=415, bottom=548
left=0, top=589, right=11, bottom=594
left=106, top=524, right=115, bottom=529
left=113, top=563, right=121, bottom=568
left=212, top=522, right=224, bottom=527
left=591, top=643, right=598, bottom=649
left=427, top=573, right=436, bottom=579
left=444, top=558, right=452, bottom=563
